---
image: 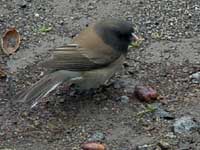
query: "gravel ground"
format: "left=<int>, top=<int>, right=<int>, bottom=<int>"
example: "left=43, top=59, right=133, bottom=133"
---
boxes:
left=0, top=0, right=200, bottom=149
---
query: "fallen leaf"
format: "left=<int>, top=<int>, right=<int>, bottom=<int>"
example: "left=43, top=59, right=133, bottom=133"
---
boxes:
left=39, top=25, right=52, bottom=33
left=1, top=27, right=21, bottom=55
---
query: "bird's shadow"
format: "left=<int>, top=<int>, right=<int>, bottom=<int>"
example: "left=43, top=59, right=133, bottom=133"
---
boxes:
left=47, top=84, right=114, bottom=114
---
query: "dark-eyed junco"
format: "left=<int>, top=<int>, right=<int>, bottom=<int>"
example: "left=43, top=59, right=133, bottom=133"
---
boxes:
left=17, top=19, right=138, bottom=108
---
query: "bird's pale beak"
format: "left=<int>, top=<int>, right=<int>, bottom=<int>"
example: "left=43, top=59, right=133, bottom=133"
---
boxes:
left=131, top=33, right=139, bottom=41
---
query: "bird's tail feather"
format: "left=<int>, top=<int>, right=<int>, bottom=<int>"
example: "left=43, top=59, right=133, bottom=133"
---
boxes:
left=16, top=70, right=81, bottom=108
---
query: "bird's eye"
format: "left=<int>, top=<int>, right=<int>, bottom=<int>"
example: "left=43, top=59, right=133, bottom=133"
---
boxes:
left=117, top=33, right=123, bottom=39
left=114, top=30, right=123, bottom=39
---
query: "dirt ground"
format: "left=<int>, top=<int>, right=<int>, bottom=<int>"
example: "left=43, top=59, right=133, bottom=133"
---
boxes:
left=0, top=0, right=200, bottom=149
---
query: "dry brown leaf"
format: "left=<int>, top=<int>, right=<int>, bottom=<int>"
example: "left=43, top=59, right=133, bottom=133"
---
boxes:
left=1, top=27, right=21, bottom=55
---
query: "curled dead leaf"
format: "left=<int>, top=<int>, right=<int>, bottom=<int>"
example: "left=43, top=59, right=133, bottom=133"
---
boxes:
left=81, top=142, right=106, bottom=150
left=1, top=27, right=21, bottom=55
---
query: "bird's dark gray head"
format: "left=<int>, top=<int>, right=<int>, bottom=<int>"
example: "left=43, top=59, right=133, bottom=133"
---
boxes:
left=95, top=19, right=134, bottom=53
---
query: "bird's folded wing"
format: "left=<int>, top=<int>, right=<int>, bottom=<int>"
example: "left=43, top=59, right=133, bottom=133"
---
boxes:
left=42, top=44, right=121, bottom=71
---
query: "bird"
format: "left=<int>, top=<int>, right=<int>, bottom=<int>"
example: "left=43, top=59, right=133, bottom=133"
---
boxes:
left=16, top=19, right=138, bottom=108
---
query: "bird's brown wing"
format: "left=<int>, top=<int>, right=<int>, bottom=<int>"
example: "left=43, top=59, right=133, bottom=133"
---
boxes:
left=42, top=25, right=122, bottom=71
left=43, top=43, right=121, bottom=71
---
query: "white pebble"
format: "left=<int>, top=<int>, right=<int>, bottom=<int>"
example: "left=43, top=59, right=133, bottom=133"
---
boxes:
left=34, top=13, right=40, bottom=17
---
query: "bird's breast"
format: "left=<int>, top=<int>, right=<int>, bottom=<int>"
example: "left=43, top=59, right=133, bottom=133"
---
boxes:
left=73, top=55, right=125, bottom=90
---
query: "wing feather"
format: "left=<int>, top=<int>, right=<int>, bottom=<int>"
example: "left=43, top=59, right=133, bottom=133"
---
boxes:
left=42, top=25, right=121, bottom=71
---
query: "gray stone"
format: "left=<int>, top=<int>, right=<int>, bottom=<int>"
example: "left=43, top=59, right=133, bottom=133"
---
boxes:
left=173, top=116, right=199, bottom=134
left=154, top=108, right=174, bottom=120
left=120, top=95, right=130, bottom=104
left=190, top=72, right=200, bottom=84
left=153, top=103, right=174, bottom=120
left=88, top=131, right=105, bottom=142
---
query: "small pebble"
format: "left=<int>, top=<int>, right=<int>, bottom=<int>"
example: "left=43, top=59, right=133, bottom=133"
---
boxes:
left=153, top=104, right=174, bottom=120
left=88, top=131, right=105, bottom=142
left=165, top=132, right=176, bottom=139
left=173, top=116, right=199, bottom=134
left=137, top=144, right=153, bottom=150
left=158, top=140, right=171, bottom=149
left=0, top=132, right=5, bottom=136
left=190, top=72, right=200, bottom=84
left=113, top=82, right=121, bottom=89
left=33, top=120, right=40, bottom=126
left=19, top=1, right=27, bottom=8
left=120, top=95, right=130, bottom=104
left=34, top=13, right=40, bottom=17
